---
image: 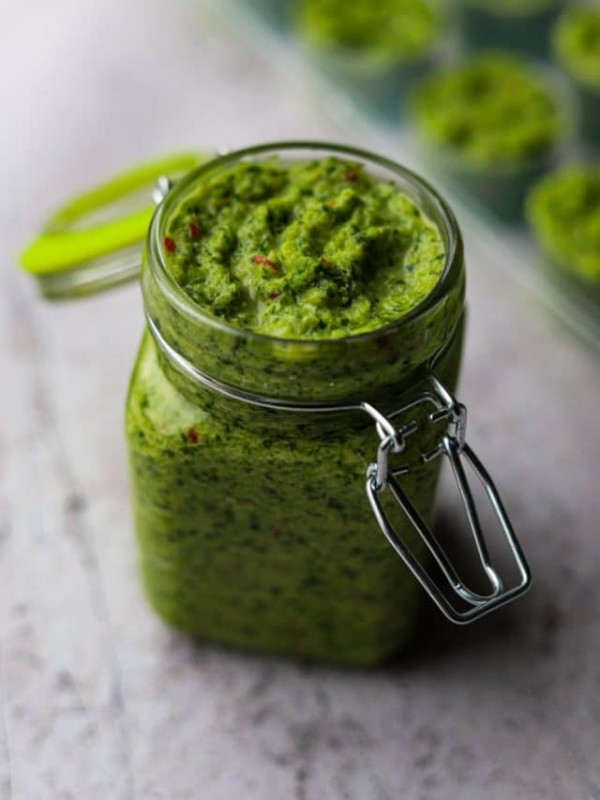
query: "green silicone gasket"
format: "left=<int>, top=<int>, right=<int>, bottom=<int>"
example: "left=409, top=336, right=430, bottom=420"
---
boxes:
left=20, top=152, right=205, bottom=275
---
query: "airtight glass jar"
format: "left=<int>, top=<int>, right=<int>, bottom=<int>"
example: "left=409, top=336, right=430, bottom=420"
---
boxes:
left=126, top=143, right=528, bottom=663
left=20, top=142, right=530, bottom=665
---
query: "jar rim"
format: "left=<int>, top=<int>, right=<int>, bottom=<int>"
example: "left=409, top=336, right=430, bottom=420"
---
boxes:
left=146, top=140, right=463, bottom=348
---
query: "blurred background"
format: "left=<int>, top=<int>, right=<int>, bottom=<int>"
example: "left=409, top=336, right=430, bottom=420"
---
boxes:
left=2, top=1, right=600, bottom=798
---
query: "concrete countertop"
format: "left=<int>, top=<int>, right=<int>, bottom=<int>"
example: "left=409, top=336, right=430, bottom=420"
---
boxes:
left=2, top=2, right=599, bottom=798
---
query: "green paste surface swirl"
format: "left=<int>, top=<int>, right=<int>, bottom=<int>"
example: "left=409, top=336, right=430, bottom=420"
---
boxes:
left=163, top=157, right=446, bottom=340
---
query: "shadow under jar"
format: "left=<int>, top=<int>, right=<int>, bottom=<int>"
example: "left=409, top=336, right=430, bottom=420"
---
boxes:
left=125, top=143, right=529, bottom=664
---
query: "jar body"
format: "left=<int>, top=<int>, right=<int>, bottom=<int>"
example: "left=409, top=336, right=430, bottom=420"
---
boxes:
left=126, top=320, right=463, bottom=664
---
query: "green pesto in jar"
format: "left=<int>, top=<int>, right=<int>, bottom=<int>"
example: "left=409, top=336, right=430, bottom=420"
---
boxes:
left=527, top=165, right=600, bottom=285
left=413, top=54, right=563, bottom=165
left=554, top=8, right=600, bottom=89
left=298, top=0, right=441, bottom=60
left=126, top=151, right=465, bottom=664
left=162, top=157, right=446, bottom=339
left=126, top=327, right=463, bottom=663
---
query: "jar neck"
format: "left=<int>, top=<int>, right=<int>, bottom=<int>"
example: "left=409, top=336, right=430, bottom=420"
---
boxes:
left=146, top=307, right=465, bottom=439
left=141, top=142, right=466, bottom=424
left=142, top=250, right=465, bottom=436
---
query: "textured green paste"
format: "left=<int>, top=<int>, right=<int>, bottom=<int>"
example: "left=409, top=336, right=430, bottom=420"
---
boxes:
left=554, top=8, right=600, bottom=89
left=126, top=155, right=464, bottom=664
left=413, top=54, right=562, bottom=165
left=162, top=157, right=446, bottom=339
left=527, top=165, right=600, bottom=284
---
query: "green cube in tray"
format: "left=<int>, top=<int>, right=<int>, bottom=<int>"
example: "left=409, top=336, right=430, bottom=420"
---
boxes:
left=553, top=8, right=600, bottom=151
left=527, top=165, right=600, bottom=319
left=296, top=0, right=445, bottom=119
left=411, top=53, right=569, bottom=222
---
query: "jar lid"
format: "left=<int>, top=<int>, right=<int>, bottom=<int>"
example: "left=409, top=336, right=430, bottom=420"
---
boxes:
left=19, top=151, right=206, bottom=299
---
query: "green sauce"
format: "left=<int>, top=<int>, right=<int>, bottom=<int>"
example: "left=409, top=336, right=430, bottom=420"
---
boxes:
left=126, top=153, right=465, bottom=663
left=126, top=330, right=463, bottom=663
left=298, top=0, right=441, bottom=60
left=554, top=8, right=600, bottom=89
left=163, top=157, right=446, bottom=339
left=413, top=54, right=563, bottom=165
left=527, top=166, right=600, bottom=285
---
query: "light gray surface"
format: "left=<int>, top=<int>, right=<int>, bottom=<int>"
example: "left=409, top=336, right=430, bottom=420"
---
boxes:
left=1, top=2, right=599, bottom=799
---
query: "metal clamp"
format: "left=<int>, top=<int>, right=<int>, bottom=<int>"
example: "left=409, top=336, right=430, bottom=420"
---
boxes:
left=365, top=376, right=531, bottom=624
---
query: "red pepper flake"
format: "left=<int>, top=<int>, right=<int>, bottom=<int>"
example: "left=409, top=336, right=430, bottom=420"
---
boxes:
left=378, top=336, right=396, bottom=356
left=345, top=170, right=358, bottom=181
left=188, top=220, right=201, bottom=239
left=164, top=236, right=176, bottom=253
left=187, top=428, right=199, bottom=444
left=270, top=290, right=282, bottom=300
left=328, top=198, right=337, bottom=207
left=253, top=255, right=280, bottom=273
left=272, top=528, right=284, bottom=539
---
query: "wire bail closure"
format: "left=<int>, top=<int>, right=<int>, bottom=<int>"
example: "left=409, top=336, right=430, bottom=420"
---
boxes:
left=147, top=310, right=531, bottom=627
left=149, top=316, right=531, bottom=625
left=365, top=375, right=531, bottom=624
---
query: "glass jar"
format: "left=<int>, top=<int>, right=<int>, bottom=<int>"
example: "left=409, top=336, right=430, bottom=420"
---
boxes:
left=20, top=142, right=530, bottom=665
left=129, top=142, right=529, bottom=663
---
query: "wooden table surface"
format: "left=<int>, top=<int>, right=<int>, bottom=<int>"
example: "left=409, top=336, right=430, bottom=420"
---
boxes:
left=2, top=2, right=599, bottom=798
